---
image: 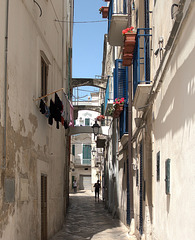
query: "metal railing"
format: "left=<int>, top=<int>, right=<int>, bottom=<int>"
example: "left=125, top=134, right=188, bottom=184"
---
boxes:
left=133, top=28, right=152, bottom=95
left=108, top=0, right=128, bottom=33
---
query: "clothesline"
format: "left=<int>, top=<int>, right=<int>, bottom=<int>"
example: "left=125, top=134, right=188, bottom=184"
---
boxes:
left=33, top=88, right=65, bottom=101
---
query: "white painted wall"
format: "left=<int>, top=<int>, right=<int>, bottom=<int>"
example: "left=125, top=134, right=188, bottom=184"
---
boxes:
left=0, top=0, right=73, bottom=239
left=152, top=4, right=195, bottom=239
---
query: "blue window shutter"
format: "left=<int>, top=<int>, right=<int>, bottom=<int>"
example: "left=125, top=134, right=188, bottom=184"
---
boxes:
left=165, top=159, right=171, bottom=195
left=120, top=105, right=128, bottom=138
left=83, top=145, right=91, bottom=160
left=114, top=68, right=117, bottom=100
left=85, top=118, right=90, bottom=126
left=114, top=59, right=128, bottom=102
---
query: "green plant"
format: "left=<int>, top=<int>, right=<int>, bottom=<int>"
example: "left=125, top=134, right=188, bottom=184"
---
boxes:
left=99, top=6, right=104, bottom=13
left=108, top=106, right=115, bottom=116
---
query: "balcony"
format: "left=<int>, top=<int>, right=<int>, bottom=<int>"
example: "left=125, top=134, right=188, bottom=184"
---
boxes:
left=108, top=0, right=128, bottom=46
left=133, top=28, right=152, bottom=110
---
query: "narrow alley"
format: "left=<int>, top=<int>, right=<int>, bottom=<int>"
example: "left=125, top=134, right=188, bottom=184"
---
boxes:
left=51, top=191, right=132, bottom=240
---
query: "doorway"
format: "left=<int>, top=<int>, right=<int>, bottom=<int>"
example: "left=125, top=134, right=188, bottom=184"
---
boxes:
left=41, top=175, right=47, bottom=240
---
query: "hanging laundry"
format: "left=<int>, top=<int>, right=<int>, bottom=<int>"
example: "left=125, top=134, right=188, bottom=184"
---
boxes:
left=48, top=99, right=55, bottom=126
left=39, top=99, right=46, bottom=114
left=61, top=92, right=70, bottom=128
left=44, top=105, right=50, bottom=118
left=55, top=93, right=63, bottom=129
left=69, top=103, right=74, bottom=127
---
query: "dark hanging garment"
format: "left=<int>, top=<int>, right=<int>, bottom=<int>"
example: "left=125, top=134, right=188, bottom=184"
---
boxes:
left=55, top=93, right=63, bottom=111
left=64, top=120, right=69, bottom=129
left=39, top=99, right=46, bottom=114
left=54, top=93, right=63, bottom=129
left=48, top=99, right=55, bottom=125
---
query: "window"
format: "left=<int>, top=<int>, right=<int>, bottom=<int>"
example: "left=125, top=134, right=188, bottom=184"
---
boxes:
left=85, top=118, right=90, bottom=126
left=41, top=57, right=48, bottom=98
left=72, top=145, right=75, bottom=156
left=83, top=145, right=91, bottom=165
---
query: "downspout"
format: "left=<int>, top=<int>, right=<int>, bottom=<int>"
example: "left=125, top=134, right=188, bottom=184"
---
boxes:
left=128, top=0, right=134, bottom=223
left=62, top=0, right=65, bottom=87
left=2, top=0, right=10, bottom=169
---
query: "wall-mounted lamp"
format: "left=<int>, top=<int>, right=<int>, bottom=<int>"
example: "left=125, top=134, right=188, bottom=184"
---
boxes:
left=171, top=4, right=179, bottom=19
left=92, top=120, right=100, bottom=139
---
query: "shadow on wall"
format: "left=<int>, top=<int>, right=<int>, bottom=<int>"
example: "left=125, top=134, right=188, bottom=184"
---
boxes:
left=154, top=45, right=195, bottom=141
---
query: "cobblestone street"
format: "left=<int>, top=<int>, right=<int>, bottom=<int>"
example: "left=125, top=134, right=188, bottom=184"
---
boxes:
left=50, top=191, right=132, bottom=240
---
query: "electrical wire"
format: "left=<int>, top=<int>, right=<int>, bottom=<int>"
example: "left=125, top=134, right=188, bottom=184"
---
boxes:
left=54, top=19, right=108, bottom=24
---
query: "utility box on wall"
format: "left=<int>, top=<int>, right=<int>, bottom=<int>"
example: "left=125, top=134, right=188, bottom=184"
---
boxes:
left=4, top=178, right=15, bottom=203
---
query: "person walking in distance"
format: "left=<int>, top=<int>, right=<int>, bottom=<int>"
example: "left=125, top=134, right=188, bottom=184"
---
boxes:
left=73, top=180, right=77, bottom=193
left=94, top=180, right=101, bottom=202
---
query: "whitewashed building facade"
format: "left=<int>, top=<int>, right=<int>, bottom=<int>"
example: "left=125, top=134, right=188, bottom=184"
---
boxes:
left=0, top=0, right=73, bottom=239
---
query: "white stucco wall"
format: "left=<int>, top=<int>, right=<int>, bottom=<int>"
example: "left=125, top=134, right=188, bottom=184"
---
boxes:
left=0, top=0, right=73, bottom=239
left=152, top=4, right=195, bottom=240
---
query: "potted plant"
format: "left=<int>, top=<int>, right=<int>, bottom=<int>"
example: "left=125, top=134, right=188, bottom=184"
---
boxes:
left=122, top=27, right=136, bottom=66
left=112, top=98, right=125, bottom=118
left=108, top=106, right=115, bottom=116
left=122, top=27, right=136, bottom=51
left=99, top=6, right=109, bottom=18
left=97, top=115, right=105, bottom=121
left=122, top=52, right=133, bottom=66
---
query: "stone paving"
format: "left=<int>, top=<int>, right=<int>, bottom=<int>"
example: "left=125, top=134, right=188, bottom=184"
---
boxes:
left=50, top=190, right=133, bottom=240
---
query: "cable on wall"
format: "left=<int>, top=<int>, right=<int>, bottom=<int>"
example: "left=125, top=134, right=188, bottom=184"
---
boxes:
left=33, top=0, right=42, bottom=17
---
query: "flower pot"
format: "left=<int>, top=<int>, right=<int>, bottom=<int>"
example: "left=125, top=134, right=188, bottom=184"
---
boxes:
left=124, top=32, right=137, bottom=54
left=104, top=0, right=110, bottom=1
left=113, top=104, right=123, bottom=118
left=122, top=53, right=133, bottom=66
left=101, top=7, right=109, bottom=18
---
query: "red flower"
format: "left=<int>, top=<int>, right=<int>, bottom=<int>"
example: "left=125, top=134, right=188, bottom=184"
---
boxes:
left=122, top=26, right=135, bottom=35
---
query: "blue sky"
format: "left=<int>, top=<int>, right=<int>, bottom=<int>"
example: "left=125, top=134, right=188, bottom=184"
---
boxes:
left=72, top=0, right=108, bottom=80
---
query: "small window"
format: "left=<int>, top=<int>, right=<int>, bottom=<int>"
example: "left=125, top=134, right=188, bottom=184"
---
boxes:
left=41, top=57, right=48, bottom=98
left=85, top=118, right=90, bottom=126
left=72, top=145, right=75, bottom=156
left=83, top=145, right=91, bottom=165
left=157, top=151, right=160, bottom=181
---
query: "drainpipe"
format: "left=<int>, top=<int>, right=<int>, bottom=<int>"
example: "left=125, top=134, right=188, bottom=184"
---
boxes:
left=62, top=0, right=65, bottom=87
left=128, top=0, right=134, bottom=223
left=2, top=0, right=9, bottom=169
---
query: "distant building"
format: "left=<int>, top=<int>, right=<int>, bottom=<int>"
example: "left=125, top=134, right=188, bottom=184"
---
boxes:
left=70, top=91, right=103, bottom=192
